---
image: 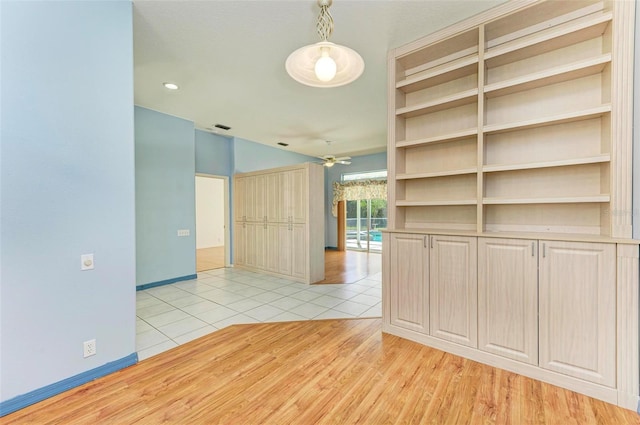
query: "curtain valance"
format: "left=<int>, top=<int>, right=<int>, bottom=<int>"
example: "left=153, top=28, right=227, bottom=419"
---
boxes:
left=331, top=179, right=387, bottom=217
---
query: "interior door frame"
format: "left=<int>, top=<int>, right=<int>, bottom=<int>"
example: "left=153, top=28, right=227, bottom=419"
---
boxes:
left=195, top=173, right=231, bottom=268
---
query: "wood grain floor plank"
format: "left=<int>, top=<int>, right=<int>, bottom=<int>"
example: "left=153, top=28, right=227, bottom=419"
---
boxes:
left=4, top=319, right=639, bottom=424
left=196, top=246, right=225, bottom=272
left=315, top=249, right=381, bottom=284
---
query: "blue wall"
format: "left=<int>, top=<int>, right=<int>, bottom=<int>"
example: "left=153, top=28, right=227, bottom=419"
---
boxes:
left=195, top=130, right=233, bottom=176
left=1, top=0, right=136, bottom=404
left=136, top=115, right=315, bottom=277
left=135, top=107, right=196, bottom=286
left=324, top=152, right=388, bottom=248
left=234, top=137, right=315, bottom=173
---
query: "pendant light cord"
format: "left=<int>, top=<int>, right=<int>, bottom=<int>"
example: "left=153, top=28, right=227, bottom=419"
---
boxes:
left=316, top=0, right=334, bottom=41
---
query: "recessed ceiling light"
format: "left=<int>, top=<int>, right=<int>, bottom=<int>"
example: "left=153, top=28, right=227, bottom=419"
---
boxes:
left=163, top=82, right=179, bottom=90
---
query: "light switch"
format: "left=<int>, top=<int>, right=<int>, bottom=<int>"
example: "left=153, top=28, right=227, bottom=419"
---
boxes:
left=81, top=254, right=94, bottom=271
left=177, top=229, right=190, bottom=237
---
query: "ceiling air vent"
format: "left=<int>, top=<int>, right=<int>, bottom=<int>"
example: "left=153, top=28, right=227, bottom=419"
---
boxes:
left=277, top=142, right=289, bottom=147
left=214, top=124, right=231, bottom=131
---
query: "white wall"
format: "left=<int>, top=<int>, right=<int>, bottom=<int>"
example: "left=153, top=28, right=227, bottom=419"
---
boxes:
left=196, top=176, right=225, bottom=248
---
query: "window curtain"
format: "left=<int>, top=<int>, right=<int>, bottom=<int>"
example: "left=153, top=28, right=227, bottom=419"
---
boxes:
left=332, top=179, right=387, bottom=217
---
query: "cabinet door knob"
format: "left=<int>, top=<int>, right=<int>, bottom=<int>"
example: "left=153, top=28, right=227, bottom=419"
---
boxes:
left=430, top=236, right=434, bottom=249
left=542, top=243, right=546, bottom=258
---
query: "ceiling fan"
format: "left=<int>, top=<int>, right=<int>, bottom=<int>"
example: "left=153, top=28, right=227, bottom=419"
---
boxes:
left=316, top=141, right=351, bottom=167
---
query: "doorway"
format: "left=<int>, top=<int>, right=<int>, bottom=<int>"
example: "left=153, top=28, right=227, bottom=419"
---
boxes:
left=345, top=198, right=386, bottom=253
left=195, top=174, right=230, bottom=271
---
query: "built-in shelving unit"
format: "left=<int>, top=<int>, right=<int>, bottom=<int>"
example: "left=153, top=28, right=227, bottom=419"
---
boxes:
left=388, top=0, right=634, bottom=238
left=384, top=0, right=638, bottom=412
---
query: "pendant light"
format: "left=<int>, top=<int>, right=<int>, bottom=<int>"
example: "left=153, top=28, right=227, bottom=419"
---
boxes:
left=286, top=0, right=364, bottom=88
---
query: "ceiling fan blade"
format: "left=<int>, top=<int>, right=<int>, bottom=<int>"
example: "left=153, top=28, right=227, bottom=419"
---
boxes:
left=337, top=160, right=351, bottom=165
left=335, top=156, right=351, bottom=161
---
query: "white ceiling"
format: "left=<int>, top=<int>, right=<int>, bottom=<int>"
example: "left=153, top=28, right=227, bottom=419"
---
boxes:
left=133, top=0, right=504, bottom=158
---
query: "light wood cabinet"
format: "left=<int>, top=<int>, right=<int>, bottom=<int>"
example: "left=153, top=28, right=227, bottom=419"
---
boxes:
left=266, top=223, right=280, bottom=274
left=276, top=223, right=292, bottom=276
left=234, top=177, right=246, bottom=222
left=254, top=174, right=267, bottom=223
left=234, top=221, right=247, bottom=266
left=243, top=176, right=257, bottom=222
left=244, top=222, right=257, bottom=268
left=384, top=232, right=638, bottom=409
left=429, top=235, right=477, bottom=347
left=289, top=168, right=307, bottom=223
left=291, top=223, right=307, bottom=279
left=388, top=233, right=429, bottom=333
left=478, top=237, right=538, bottom=365
left=538, top=240, right=616, bottom=387
left=266, top=173, right=281, bottom=223
left=264, top=170, right=306, bottom=223
left=253, top=222, right=267, bottom=270
left=234, top=163, right=324, bottom=284
left=383, top=0, right=638, bottom=410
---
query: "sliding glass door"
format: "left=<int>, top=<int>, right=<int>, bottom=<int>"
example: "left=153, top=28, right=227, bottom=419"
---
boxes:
left=345, top=199, right=386, bottom=252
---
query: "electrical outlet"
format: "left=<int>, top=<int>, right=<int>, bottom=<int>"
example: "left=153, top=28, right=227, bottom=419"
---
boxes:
left=83, top=339, right=96, bottom=358
left=177, top=229, right=190, bottom=237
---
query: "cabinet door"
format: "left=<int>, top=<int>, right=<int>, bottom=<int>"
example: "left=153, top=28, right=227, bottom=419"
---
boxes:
left=244, top=176, right=256, bottom=222
left=289, top=168, right=307, bottom=223
left=266, top=223, right=280, bottom=273
left=234, top=221, right=247, bottom=266
left=254, top=174, right=267, bottom=223
left=266, top=173, right=281, bottom=223
left=277, top=223, right=292, bottom=276
left=244, top=223, right=257, bottom=268
left=430, top=235, right=477, bottom=347
left=539, top=241, right=616, bottom=386
left=234, top=177, right=245, bottom=222
left=254, top=223, right=267, bottom=270
left=389, top=233, right=429, bottom=333
left=279, top=172, right=292, bottom=223
left=478, top=238, right=538, bottom=365
left=291, top=223, right=307, bottom=279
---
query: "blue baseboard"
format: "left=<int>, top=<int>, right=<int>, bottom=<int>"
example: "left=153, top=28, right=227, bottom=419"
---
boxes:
left=0, top=352, right=138, bottom=417
left=136, top=273, right=197, bottom=291
left=325, top=246, right=338, bottom=250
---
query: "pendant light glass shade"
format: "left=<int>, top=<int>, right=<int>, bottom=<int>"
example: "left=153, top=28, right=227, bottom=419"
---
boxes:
left=286, top=41, right=364, bottom=88
left=285, top=0, right=364, bottom=88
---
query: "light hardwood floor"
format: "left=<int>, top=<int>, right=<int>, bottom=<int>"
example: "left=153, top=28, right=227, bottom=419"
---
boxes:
left=196, top=246, right=225, bottom=272
left=4, top=319, right=639, bottom=424
left=315, top=249, right=382, bottom=284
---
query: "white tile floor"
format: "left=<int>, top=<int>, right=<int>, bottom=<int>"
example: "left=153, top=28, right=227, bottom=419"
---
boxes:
left=136, top=267, right=382, bottom=360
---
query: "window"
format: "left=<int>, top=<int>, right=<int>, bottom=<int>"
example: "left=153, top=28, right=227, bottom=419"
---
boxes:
left=341, top=170, right=387, bottom=182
